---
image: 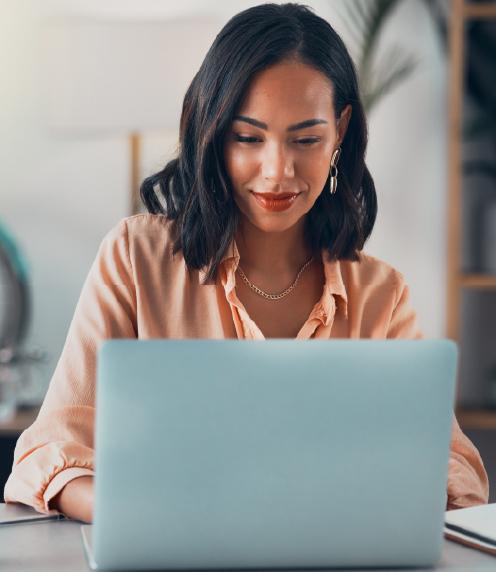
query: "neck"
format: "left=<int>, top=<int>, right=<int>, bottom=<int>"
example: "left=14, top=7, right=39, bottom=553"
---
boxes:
left=235, top=217, right=313, bottom=277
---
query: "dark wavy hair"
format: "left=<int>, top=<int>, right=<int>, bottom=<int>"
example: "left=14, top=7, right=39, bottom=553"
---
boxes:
left=140, top=2, right=377, bottom=283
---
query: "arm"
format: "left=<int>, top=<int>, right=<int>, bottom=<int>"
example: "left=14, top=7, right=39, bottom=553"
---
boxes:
left=446, top=417, right=489, bottom=509
left=49, top=475, right=94, bottom=523
left=387, top=272, right=489, bottom=509
left=3, top=219, right=137, bottom=515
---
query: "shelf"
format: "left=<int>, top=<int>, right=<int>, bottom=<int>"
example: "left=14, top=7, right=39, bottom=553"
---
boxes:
left=464, top=3, right=496, bottom=19
left=460, top=274, right=496, bottom=289
left=457, top=408, right=496, bottom=430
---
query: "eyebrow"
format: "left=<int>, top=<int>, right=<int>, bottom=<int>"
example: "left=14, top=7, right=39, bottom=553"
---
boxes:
left=232, top=115, right=328, bottom=132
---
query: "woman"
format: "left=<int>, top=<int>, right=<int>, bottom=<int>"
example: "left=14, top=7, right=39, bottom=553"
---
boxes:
left=4, top=3, right=488, bottom=523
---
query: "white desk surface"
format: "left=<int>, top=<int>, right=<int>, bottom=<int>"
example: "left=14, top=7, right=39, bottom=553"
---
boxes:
left=1, top=503, right=495, bottom=572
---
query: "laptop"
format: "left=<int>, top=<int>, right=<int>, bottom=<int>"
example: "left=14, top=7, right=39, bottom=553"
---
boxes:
left=81, top=339, right=457, bottom=570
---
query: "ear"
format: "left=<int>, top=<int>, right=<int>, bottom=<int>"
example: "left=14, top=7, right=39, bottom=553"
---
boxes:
left=336, top=104, right=352, bottom=146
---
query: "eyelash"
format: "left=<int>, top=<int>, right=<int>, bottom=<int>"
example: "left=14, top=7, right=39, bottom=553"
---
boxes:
left=234, top=135, right=320, bottom=146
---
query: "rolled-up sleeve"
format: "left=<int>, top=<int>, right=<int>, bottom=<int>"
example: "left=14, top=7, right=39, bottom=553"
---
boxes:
left=3, top=219, right=137, bottom=514
left=387, top=271, right=489, bottom=509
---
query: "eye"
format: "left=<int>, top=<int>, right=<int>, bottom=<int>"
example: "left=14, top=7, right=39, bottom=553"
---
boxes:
left=234, top=134, right=261, bottom=144
left=296, top=138, right=321, bottom=146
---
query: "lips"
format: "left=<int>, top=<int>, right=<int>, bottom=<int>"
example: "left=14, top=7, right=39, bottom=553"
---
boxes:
left=250, top=191, right=300, bottom=212
left=253, top=192, right=300, bottom=200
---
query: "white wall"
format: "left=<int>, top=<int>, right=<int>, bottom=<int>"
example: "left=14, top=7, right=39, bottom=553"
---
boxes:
left=1, top=0, right=447, bottom=400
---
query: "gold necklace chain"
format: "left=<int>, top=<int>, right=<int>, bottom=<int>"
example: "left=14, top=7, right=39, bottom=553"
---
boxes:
left=236, top=256, right=313, bottom=301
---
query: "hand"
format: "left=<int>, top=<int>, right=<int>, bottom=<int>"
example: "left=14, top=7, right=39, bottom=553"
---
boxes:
left=49, top=475, right=94, bottom=523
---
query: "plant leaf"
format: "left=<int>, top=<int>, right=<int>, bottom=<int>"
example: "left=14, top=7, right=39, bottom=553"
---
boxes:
left=364, top=48, right=417, bottom=112
left=338, top=0, right=414, bottom=113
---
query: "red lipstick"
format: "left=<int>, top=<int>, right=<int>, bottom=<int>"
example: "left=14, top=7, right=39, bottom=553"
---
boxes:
left=251, top=191, right=300, bottom=212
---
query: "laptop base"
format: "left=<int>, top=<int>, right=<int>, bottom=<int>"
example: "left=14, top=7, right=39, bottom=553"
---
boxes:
left=81, top=525, right=98, bottom=570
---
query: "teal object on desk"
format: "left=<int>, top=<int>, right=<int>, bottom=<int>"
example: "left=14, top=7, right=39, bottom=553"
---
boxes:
left=86, top=339, right=457, bottom=570
left=0, top=220, right=31, bottom=350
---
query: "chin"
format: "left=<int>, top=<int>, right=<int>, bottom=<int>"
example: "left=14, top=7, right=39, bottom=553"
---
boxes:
left=243, top=212, right=304, bottom=234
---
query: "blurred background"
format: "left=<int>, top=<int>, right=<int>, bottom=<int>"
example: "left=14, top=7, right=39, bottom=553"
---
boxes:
left=1, top=0, right=495, bottom=498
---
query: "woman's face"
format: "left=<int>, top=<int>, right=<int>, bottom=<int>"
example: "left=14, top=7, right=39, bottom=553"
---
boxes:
left=224, top=59, right=351, bottom=234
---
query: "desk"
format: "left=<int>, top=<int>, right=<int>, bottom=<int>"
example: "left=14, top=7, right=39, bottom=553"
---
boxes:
left=0, top=504, right=495, bottom=572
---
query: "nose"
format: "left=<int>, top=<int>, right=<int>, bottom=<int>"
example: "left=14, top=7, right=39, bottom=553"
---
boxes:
left=261, top=141, right=295, bottom=182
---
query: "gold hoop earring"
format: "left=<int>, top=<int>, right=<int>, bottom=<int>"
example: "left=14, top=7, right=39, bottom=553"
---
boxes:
left=329, top=147, right=341, bottom=195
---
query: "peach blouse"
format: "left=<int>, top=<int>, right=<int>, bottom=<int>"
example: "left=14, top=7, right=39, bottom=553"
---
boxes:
left=4, top=214, right=489, bottom=514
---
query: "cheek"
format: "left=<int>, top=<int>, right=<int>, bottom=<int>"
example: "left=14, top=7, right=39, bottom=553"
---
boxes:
left=302, top=148, right=333, bottom=196
left=224, top=146, right=254, bottom=186
left=223, top=147, right=252, bottom=214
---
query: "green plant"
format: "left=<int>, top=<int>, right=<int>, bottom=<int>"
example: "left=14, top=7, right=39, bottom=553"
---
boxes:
left=341, top=0, right=496, bottom=183
left=339, top=0, right=418, bottom=113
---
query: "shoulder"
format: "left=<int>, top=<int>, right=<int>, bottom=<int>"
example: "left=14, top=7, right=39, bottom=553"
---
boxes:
left=357, top=251, right=404, bottom=287
left=106, top=213, right=172, bottom=240
left=98, top=213, right=180, bottom=271
left=336, top=252, right=421, bottom=337
left=103, top=213, right=175, bottom=250
left=338, top=251, right=406, bottom=304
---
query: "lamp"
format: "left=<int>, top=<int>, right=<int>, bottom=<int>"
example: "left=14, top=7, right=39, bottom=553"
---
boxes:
left=39, top=16, right=222, bottom=214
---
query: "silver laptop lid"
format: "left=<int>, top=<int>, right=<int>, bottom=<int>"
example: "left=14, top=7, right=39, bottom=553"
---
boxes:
left=92, top=339, right=457, bottom=570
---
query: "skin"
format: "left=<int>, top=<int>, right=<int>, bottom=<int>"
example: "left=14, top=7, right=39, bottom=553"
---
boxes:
left=49, top=475, right=93, bottom=522
left=224, top=58, right=351, bottom=337
left=49, top=59, right=352, bottom=522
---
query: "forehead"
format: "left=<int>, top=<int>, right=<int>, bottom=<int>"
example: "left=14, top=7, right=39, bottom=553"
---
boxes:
left=237, top=60, right=334, bottom=122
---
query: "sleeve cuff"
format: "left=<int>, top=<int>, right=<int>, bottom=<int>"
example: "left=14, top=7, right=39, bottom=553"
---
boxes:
left=42, top=467, right=95, bottom=513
